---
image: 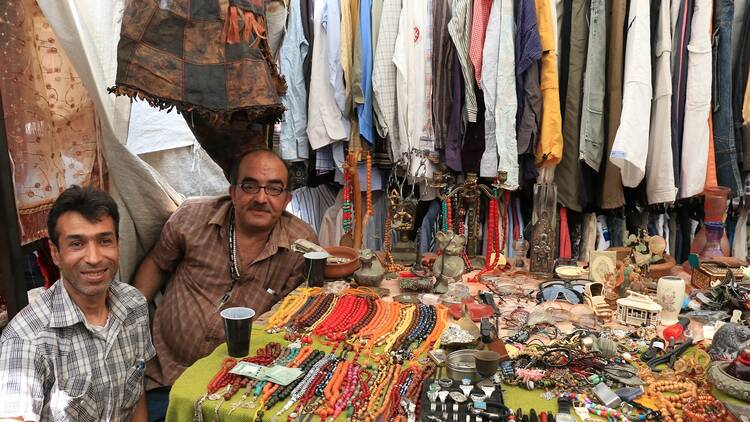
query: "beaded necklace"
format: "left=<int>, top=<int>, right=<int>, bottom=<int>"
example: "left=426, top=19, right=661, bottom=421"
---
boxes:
left=472, top=189, right=501, bottom=282
left=213, top=211, right=242, bottom=312
left=365, top=150, right=373, bottom=218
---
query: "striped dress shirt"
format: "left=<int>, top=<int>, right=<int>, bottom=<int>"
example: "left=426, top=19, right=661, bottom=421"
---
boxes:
left=448, top=0, right=478, bottom=122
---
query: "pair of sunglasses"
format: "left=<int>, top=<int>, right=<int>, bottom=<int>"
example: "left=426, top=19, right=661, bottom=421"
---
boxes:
left=536, top=280, right=587, bottom=304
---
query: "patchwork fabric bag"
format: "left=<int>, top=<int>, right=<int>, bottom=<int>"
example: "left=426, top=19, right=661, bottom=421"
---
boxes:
left=110, top=0, right=287, bottom=124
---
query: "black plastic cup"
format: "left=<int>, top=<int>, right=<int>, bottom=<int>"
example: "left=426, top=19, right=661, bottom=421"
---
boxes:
left=304, top=251, right=328, bottom=287
left=220, top=307, right=255, bottom=357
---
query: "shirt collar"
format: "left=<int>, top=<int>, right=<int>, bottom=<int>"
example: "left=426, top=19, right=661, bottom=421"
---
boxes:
left=48, top=279, right=135, bottom=328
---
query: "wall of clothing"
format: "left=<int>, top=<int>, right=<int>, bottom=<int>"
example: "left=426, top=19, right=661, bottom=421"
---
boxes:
left=269, top=0, right=750, bottom=261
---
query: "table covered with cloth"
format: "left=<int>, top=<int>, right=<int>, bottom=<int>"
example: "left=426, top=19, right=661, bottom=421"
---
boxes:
left=165, top=272, right=748, bottom=421
left=166, top=326, right=745, bottom=421
left=166, top=326, right=560, bottom=421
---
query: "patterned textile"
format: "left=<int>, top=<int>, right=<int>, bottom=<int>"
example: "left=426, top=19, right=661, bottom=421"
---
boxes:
left=0, top=281, right=155, bottom=421
left=110, top=0, right=286, bottom=124
left=0, top=0, right=102, bottom=244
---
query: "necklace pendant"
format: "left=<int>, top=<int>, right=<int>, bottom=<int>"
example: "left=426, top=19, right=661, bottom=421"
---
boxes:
left=214, top=291, right=231, bottom=313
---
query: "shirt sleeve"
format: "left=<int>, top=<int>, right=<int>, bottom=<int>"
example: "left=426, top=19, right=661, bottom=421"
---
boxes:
left=148, top=205, right=188, bottom=274
left=0, top=338, right=48, bottom=422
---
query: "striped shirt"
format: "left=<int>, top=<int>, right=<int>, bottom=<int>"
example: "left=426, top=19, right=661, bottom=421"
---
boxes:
left=432, top=0, right=455, bottom=149
left=0, top=281, right=154, bottom=422
left=448, top=0, right=478, bottom=122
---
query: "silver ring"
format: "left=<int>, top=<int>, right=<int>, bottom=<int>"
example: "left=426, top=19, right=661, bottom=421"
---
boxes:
left=439, top=378, right=454, bottom=388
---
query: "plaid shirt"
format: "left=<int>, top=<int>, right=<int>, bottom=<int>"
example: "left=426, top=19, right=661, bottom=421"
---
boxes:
left=146, top=196, right=318, bottom=389
left=0, top=280, right=155, bottom=421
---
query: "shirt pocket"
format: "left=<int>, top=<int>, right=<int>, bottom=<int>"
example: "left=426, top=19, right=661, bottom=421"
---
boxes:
left=121, top=363, right=146, bottom=410
left=50, top=375, right=97, bottom=422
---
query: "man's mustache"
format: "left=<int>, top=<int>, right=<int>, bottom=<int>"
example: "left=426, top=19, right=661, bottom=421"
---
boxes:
left=247, top=203, right=272, bottom=213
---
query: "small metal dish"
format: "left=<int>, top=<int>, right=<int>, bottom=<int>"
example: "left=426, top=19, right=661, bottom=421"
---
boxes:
left=446, top=349, right=480, bottom=382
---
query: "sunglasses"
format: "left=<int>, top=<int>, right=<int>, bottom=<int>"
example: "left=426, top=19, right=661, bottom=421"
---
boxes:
left=536, top=280, right=587, bottom=304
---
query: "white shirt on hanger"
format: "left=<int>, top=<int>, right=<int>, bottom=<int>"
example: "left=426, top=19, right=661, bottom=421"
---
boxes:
left=679, top=0, right=712, bottom=198
left=610, top=0, right=652, bottom=187
left=307, top=0, right=350, bottom=150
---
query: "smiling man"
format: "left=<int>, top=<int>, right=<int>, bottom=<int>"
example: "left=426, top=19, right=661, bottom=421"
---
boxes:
left=0, top=186, right=154, bottom=422
left=132, top=149, right=317, bottom=421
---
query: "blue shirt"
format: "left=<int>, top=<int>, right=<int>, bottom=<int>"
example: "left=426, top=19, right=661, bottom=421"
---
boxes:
left=357, top=0, right=375, bottom=144
left=324, top=0, right=346, bottom=112
left=279, top=0, right=310, bottom=160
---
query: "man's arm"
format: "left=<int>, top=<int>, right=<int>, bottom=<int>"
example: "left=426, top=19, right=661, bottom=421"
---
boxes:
left=132, top=253, right=169, bottom=303
left=0, top=418, right=24, bottom=421
left=131, top=395, right=148, bottom=422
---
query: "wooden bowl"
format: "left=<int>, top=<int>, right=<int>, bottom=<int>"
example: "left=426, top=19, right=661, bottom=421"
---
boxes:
left=649, top=254, right=676, bottom=280
left=323, top=246, right=361, bottom=279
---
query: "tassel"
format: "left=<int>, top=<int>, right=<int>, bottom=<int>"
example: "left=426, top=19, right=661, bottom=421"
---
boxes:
left=243, top=12, right=267, bottom=47
left=221, top=5, right=241, bottom=44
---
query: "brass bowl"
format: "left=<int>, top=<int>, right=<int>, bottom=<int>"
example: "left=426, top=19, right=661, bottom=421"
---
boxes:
left=323, top=246, right=361, bottom=279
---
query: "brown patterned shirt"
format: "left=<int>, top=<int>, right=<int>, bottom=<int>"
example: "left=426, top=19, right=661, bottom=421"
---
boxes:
left=145, top=196, right=317, bottom=388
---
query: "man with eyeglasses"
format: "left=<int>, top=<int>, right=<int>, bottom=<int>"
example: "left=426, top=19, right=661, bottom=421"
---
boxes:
left=132, top=149, right=317, bottom=421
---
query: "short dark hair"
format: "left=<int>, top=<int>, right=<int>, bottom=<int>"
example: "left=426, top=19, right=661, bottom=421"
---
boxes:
left=228, top=149, right=291, bottom=188
left=47, top=185, right=120, bottom=247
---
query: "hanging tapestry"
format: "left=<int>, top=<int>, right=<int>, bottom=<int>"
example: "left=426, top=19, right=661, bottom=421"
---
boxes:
left=0, top=0, right=103, bottom=244
left=110, top=0, right=287, bottom=124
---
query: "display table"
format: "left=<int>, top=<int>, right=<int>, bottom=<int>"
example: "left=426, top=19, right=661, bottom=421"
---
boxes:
left=166, top=326, right=557, bottom=422
left=165, top=272, right=748, bottom=421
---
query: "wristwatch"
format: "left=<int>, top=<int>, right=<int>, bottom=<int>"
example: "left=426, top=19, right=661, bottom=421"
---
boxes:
left=555, top=399, right=575, bottom=422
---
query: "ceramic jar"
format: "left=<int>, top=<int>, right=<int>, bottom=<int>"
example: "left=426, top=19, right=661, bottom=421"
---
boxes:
left=656, top=276, right=685, bottom=325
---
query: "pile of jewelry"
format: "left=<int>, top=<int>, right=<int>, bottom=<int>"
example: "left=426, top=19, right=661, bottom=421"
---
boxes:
left=265, top=288, right=448, bottom=358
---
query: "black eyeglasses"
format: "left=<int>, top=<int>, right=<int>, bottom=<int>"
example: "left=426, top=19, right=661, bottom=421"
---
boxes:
left=237, top=182, right=288, bottom=196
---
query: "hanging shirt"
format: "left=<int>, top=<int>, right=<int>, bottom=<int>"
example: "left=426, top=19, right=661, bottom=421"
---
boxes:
left=279, top=0, right=310, bottom=161
left=432, top=0, right=454, bottom=149
left=340, top=0, right=355, bottom=115
left=393, top=0, right=428, bottom=156
left=480, top=0, right=519, bottom=188
left=480, top=1, right=501, bottom=179
left=578, top=0, right=607, bottom=171
left=556, top=0, right=589, bottom=211
left=358, top=0, right=375, bottom=144
left=610, top=0, right=652, bottom=187
left=469, top=0, right=493, bottom=83
left=515, top=0, right=543, bottom=185
left=533, top=0, right=564, bottom=165
left=448, top=0, right=478, bottom=122
left=307, top=0, right=350, bottom=149
left=494, top=0, right=518, bottom=190
left=645, top=0, right=677, bottom=204
left=372, top=0, right=402, bottom=157
left=679, top=0, right=712, bottom=198
left=325, top=0, right=345, bottom=112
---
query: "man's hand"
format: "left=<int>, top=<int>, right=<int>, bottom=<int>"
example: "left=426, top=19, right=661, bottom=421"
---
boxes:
left=132, top=253, right=168, bottom=302
left=0, top=417, right=25, bottom=421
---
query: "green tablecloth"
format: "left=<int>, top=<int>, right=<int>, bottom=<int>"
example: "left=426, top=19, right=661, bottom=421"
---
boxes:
left=167, top=326, right=559, bottom=421
left=167, top=325, right=746, bottom=421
